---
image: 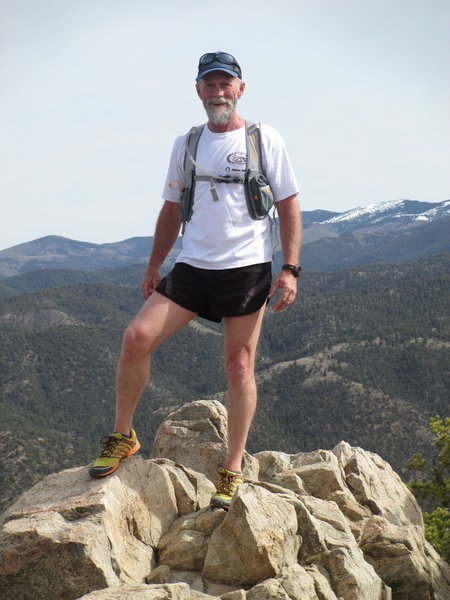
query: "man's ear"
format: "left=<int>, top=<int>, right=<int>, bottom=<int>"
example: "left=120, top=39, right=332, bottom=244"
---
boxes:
left=238, top=81, right=246, bottom=98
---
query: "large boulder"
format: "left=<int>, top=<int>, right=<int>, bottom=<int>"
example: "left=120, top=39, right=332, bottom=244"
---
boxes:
left=256, top=448, right=347, bottom=500
left=288, top=494, right=390, bottom=599
left=203, top=483, right=300, bottom=586
left=256, top=447, right=371, bottom=542
left=0, top=457, right=213, bottom=599
left=151, top=400, right=259, bottom=483
left=332, top=442, right=423, bottom=528
left=360, top=515, right=450, bottom=600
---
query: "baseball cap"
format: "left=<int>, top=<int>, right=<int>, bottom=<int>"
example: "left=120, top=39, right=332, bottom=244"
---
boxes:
left=196, top=52, right=242, bottom=82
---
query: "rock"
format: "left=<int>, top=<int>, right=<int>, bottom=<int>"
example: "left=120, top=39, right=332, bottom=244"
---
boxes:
left=138, top=459, right=179, bottom=546
left=326, top=490, right=372, bottom=542
left=246, top=564, right=317, bottom=599
left=152, top=459, right=215, bottom=516
left=169, top=570, right=204, bottom=593
left=0, top=457, right=211, bottom=599
left=291, top=495, right=390, bottom=599
left=202, top=483, right=299, bottom=586
left=304, top=564, right=339, bottom=600
left=152, top=400, right=259, bottom=482
left=146, top=564, right=171, bottom=584
left=246, top=578, right=291, bottom=599
left=360, top=515, right=450, bottom=600
left=168, top=569, right=240, bottom=598
left=159, top=508, right=225, bottom=572
left=257, top=449, right=347, bottom=499
left=204, top=581, right=243, bottom=597
left=189, top=592, right=217, bottom=600
left=78, top=582, right=191, bottom=598
left=220, top=591, right=246, bottom=600
left=256, top=447, right=372, bottom=543
left=0, top=460, right=156, bottom=599
left=326, top=546, right=390, bottom=600
left=332, top=441, right=423, bottom=528
left=254, top=450, right=295, bottom=480
left=424, top=543, right=450, bottom=600
left=1, top=401, right=449, bottom=600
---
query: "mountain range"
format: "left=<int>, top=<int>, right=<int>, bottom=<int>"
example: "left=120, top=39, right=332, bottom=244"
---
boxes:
left=0, top=199, right=448, bottom=280
left=0, top=198, right=448, bottom=514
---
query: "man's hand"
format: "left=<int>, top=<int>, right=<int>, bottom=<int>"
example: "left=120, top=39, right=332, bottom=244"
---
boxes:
left=141, top=268, right=161, bottom=301
left=268, top=270, right=298, bottom=312
left=140, top=200, right=181, bottom=301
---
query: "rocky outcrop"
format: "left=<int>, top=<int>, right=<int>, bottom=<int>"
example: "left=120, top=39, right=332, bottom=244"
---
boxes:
left=151, top=400, right=259, bottom=483
left=0, top=400, right=449, bottom=599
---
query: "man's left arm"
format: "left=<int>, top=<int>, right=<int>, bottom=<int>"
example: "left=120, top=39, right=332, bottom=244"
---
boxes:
left=269, top=194, right=302, bottom=312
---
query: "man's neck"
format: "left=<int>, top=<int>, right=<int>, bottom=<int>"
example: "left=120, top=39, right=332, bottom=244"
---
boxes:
left=207, top=114, right=245, bottom=133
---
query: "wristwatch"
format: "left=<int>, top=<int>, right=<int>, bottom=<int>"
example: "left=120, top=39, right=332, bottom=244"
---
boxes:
left=282, top=264, right=302, bottom=278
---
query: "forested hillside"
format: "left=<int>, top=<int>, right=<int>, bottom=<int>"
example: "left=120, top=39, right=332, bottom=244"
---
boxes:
left=0, top=254, right=448, bottom=512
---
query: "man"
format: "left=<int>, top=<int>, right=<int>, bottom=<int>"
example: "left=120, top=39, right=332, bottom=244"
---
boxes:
left=89, top=52, right=302, bottom=510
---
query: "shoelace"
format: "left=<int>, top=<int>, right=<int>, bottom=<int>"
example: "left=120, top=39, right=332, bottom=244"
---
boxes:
left=99, top=435, right=119, bottom=458
left=99, top=434, right=132, bottom=458
left=217, top=469, right=240, bottom=496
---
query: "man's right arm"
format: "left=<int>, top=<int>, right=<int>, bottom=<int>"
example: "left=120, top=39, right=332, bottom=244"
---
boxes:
left=141, top=200, right=181, bottom=300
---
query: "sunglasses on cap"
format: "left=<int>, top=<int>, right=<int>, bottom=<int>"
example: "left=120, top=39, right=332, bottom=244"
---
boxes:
left=197, top=52, right=242, bottom=79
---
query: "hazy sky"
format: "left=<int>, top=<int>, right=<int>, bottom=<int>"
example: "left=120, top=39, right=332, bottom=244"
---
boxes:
left=1, top=0, right=449, bottom=250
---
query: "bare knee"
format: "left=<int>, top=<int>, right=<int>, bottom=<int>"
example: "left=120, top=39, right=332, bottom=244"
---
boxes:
left=121, top=322, right=154, bottom=361
left=225, top=349, right=255, bottom=385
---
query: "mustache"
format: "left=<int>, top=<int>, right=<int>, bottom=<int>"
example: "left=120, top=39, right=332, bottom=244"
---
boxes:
left=203, top=95, right=238, bottom=126
left=206, top=97, right=235, bottom=108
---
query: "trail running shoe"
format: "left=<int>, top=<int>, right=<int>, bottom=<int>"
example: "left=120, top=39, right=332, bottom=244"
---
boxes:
left=210, top=466, right=243, bottom=510
left=89, top=428, right=140, bottom=478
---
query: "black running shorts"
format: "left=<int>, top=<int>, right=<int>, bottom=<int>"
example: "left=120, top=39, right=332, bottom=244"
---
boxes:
left=155, top=261, right=272, bottom=323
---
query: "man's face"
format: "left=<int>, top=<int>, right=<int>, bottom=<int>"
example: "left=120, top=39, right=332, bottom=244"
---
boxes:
left=196, top=72, right=244, bottom=126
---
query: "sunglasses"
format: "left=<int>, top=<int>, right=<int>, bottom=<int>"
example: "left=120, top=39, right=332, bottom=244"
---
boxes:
left=198, top=52, right=242, bottom=77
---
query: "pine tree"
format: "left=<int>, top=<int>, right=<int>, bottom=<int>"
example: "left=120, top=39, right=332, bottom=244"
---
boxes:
left=408, top=416, right=450, bottom=561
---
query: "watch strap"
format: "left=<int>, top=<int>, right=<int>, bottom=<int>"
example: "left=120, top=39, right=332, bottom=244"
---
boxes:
left=282, top=264, right=302, bottom=278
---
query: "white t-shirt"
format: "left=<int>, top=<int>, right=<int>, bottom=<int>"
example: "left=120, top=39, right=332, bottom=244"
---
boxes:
left=162, top=122, right=299, bottom=270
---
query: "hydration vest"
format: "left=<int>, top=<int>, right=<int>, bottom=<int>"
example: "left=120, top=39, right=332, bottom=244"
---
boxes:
left=179, top=121, right=274, bottom=233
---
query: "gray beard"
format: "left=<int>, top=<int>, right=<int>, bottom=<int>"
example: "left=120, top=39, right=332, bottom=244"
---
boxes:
left=204, top=97, right=237, bottom=126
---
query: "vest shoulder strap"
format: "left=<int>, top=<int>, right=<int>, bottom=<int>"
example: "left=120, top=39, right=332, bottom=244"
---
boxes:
left=245, top=120, right=265, bottom=176
left=183, top=124, right=204, bottom=187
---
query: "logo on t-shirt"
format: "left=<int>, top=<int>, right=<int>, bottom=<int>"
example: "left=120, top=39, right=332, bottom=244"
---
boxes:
left=226, top=152, right=247, bottom=165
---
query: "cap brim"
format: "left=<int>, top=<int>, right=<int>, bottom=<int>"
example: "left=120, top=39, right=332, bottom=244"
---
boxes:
left=196, top=66, right=240, bottom=82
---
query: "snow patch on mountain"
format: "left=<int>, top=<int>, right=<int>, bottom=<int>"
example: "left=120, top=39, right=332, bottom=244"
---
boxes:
left=323, top=199, right=405, bottom=224
left=322, top=199, right=449, bottom=226
left=416, top=200, right=450, bottom=221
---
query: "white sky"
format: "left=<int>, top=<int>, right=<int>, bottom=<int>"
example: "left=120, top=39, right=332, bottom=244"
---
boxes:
left=0, top=0, right=449, bottom=251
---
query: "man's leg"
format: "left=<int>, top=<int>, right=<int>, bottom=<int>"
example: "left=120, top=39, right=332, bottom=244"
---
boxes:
left=90, top=292, right=195, bottom=477
left=222, top=305, right=266, bottom=472
left=115, top=291, right=196, bottom=434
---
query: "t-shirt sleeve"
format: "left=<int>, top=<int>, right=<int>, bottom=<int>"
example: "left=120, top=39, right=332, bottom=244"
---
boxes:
left=161, top=134, right=188, bottom=203
left=260, top=125, right=299, bottom=202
